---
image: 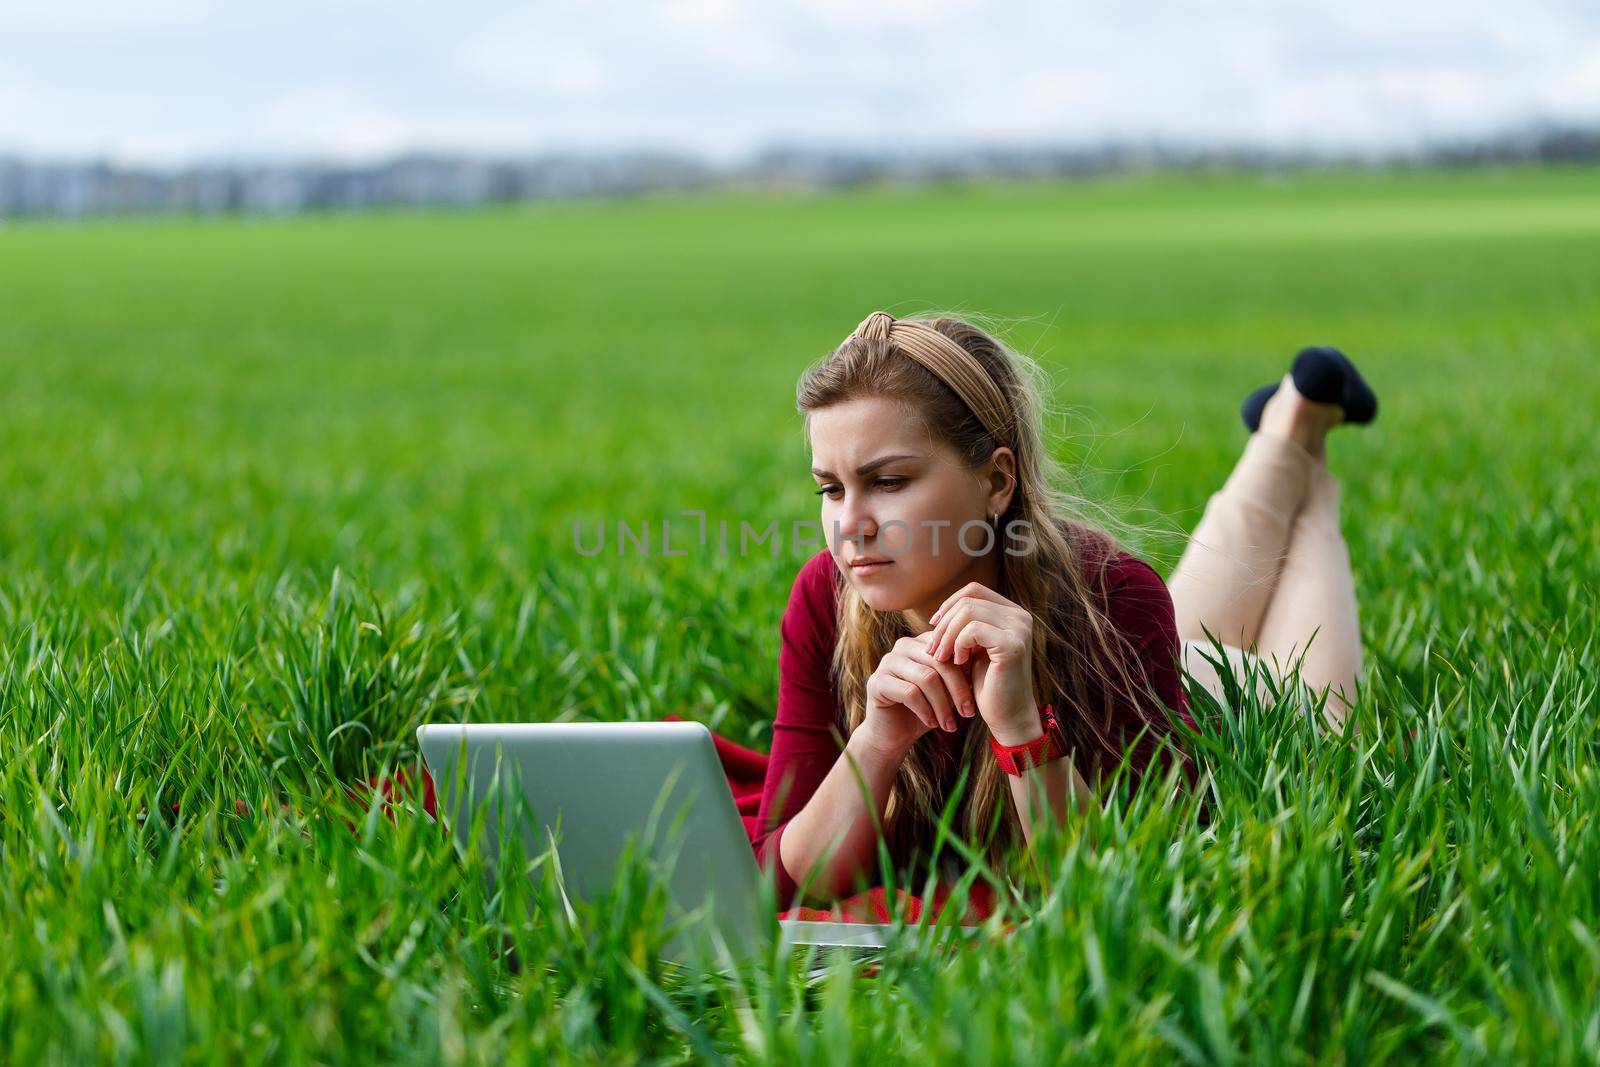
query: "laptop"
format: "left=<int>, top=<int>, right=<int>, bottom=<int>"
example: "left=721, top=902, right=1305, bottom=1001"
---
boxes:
left=416, top=721, right=984, bottom=968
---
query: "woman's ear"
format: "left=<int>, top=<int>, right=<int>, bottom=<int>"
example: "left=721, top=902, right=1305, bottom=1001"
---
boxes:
left=985, top=447, right=1018, bottom=516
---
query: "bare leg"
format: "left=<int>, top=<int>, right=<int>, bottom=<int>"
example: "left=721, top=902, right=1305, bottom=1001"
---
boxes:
left=1254, top=457, right=1365, bottom=729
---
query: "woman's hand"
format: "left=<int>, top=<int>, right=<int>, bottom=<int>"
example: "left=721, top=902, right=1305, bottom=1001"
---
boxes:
left=860, top=634, right=979, bottom=755
left=922, top=582, right=1041, bottom=745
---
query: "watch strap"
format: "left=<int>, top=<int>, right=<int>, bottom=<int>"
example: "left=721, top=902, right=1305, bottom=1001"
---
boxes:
left=990, top=704, right=1067, bottom=775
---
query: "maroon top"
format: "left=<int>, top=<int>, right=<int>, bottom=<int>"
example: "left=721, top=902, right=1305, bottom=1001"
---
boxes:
left=753, top=535, right=1196, bottom=904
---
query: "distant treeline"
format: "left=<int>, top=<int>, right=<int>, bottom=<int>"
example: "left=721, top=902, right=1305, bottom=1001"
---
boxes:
left=3, top=125, right=1597, bottom=220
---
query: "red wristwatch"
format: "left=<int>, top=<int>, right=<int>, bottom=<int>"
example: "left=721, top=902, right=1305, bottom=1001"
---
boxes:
left=990, top=704, right=1068, bottom=775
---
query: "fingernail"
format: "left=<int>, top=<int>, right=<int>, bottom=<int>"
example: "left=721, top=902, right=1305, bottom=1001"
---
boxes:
left=944, top=721, right=955, bottom=732
left=962, top=700, right=974, bottom=715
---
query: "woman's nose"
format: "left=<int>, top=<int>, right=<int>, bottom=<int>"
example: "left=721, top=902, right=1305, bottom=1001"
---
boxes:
left=835, top=501, right=876, bottom=545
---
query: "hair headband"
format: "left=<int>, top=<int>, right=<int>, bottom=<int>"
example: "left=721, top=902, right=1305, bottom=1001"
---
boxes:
left=849, top=311, right=1012, bottom=444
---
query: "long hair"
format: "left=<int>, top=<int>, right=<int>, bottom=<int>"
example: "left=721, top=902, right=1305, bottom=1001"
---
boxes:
left=795, top=312, right=1178, bottom=878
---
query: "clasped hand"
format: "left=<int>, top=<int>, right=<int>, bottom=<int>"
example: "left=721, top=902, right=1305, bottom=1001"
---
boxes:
left=859, top=581, right=1040, bottom=755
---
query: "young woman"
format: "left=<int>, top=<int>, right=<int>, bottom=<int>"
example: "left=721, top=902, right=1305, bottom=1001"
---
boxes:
left=753, top=310, right=1376, bottom=907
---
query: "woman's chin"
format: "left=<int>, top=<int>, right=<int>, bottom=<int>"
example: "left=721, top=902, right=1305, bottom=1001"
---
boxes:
left=854, top=582, right=911, bottom=613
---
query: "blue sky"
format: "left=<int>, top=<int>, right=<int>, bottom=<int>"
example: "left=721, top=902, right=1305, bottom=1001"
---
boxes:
left=2, top=0, right=1596, bottom=164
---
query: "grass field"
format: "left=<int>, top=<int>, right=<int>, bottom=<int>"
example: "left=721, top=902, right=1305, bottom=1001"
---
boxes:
left=2, top=165, right=1598, bottom=1064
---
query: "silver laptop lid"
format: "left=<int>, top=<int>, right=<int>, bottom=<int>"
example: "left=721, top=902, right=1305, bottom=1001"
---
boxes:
left=416, top=721, right=772, bottom=962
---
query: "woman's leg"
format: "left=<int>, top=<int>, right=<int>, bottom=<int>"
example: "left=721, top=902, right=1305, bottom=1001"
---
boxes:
left=1253, top=457, right=1365, bottom=728
left=1167, top=427, right=1319, bottom=651
left=1179, top=637, right=1278, bottom=709
left=1168, top=369, right=1352, bottom=713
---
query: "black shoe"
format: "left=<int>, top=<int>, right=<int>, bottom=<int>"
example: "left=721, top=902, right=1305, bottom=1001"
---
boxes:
left=1240, top=346, right=1379, bottom=432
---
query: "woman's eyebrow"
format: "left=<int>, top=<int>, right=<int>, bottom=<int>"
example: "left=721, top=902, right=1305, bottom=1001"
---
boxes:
left=810, top=452, right=926, bottom=479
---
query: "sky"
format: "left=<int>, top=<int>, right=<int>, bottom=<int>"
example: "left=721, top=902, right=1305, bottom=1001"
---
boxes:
left=1, top=0, right=1597, bottom=165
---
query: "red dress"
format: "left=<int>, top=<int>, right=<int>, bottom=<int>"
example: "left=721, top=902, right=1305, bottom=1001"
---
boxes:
left=749, top=534, right=1197, bottom=917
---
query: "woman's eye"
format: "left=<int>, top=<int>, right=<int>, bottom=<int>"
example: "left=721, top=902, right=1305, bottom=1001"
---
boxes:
left=813, top=477, right=904, bottom=498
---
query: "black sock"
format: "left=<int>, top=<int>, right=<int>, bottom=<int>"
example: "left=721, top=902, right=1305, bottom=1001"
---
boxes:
left=1240, top=383, right=1278, bottom=433
left=1240, top=346, right=1379, bottom=432
left=1327, top=347, right=1378, bottom=424
left=1290, top=346, right=1347, bottom=405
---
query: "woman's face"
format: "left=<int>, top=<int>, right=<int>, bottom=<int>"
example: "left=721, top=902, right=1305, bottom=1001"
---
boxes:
left=809, top=396, right=1013, bottom=625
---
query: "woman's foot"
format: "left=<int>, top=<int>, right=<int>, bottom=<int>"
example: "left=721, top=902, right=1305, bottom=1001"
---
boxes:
left=1240, top=345, right=1379, bottom=435
left=1255, top=371, right=1344, bottom=460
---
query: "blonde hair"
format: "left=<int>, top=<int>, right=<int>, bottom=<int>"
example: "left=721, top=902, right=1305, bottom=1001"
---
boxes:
left=795, top=310, right=1181, bottom=880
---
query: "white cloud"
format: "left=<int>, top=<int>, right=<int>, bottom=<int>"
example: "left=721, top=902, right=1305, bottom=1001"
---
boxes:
left=0, top=0, right=1595, bottom=164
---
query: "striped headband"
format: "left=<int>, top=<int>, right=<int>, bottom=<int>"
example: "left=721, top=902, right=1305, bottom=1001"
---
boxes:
left=849, top=311, right=1013, bottom=444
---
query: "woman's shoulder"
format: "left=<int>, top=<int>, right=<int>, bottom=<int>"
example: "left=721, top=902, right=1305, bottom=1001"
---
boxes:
left=1061, top=524, right=1191, bottom=736
left=782, top=549, right=842, bottom=646
left=796, top=546, right=842, bottom=587
left=1101, top=551, right=1170, bottom=599
left=791, top=548, right=842, bottom=607
left=1063, top=523, right=1175, bottom=626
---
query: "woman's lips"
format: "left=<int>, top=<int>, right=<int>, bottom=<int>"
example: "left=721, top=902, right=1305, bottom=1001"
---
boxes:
left=851, top=560, right=894, bottom=576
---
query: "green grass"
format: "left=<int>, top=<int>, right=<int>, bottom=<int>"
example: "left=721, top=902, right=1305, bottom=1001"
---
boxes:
left=2, top=164, right=1598, bottom=1064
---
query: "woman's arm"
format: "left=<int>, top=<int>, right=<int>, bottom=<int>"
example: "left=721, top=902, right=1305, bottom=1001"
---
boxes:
left=750, top=549, right=860, bottom=906
left=773, top=720, right=911, bottom=903
left=990, top=717, right=1095, bottom=844
left=755, top=549, right=976, bottom=904
left=921, top=579, right=1098, bottom=848
left=994, top=554, right=1190, bottom=843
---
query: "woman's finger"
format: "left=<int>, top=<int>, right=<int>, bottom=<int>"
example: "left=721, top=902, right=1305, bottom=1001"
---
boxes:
left=932, top=600, right=1010, bottom=663
left=926, top=602, right=968, bottom=662
left=891, top=656, right=959, bottom=732
left=951, top=618, right=1024, bottom=666
left=925, top=599, right=977, bottom=660
left=928, top=581, right=1017, bottom=626
left=883, top=675, right=938, bottom=731
left=929, top=582, right=1011, bottom=624
left=923, top=606, right=951, bottom=659
left=907, top=646, right=977, bottom=719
